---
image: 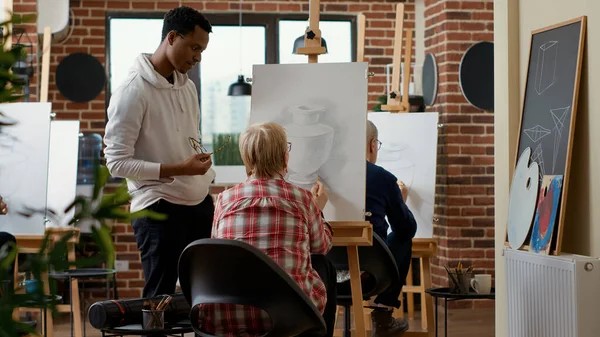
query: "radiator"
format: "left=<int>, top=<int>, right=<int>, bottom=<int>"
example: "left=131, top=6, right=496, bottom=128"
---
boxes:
left=505, top=248, right=600, bottom=337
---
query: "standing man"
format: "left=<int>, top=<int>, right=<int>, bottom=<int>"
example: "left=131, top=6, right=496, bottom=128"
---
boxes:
left=104, top=6, right=215, bottom=298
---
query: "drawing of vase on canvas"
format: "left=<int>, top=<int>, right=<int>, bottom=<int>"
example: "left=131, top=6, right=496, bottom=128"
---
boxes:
left=377, top=141, right=416, bottom=193
left=0, top=132, right=28, bottom=198
left=283, top=105, right=334, bottom=188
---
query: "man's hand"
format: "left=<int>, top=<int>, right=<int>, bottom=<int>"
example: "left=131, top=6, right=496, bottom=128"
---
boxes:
left=311, top=180, right=329, bottom=211
left=398, top=181, right=408, bottom=202
left=182, top=153, right=213, bottom=175
left=0, top=195, right=7, bottom=215
left=160, top=153, right=213, bottom=178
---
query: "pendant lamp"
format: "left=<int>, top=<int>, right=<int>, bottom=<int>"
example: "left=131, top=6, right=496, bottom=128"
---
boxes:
left=228, top=74, right=251, bottom=96
left=228, top=0, right=251, bottom=96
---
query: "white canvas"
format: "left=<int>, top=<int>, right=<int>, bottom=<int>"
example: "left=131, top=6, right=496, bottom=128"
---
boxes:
left=0, top=102, right=52, bottom=235
left=250, top=62, right=369, bottom=221
left=46, top=120, right=80, bottom=227
left=368, top=112, right=439, bottom=238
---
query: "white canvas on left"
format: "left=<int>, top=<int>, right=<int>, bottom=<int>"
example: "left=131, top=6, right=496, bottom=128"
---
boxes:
left=368, top=111, right=439, bottom=238
left=250, top=62, right=369, bottom=221
left=0, top=102, right=52, bottom=235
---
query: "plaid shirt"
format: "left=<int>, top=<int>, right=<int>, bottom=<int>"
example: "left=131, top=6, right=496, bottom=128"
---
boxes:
left=197, top=177, right=333, bottom=336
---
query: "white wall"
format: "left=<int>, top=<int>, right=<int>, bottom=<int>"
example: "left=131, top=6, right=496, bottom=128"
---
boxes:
left=495, top=0, right=599, bottom=336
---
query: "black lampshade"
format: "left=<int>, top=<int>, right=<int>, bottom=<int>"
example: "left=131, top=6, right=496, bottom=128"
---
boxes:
left=292, top=35, right=328, bottom=54
left=227, top=74, right=251, bottom=96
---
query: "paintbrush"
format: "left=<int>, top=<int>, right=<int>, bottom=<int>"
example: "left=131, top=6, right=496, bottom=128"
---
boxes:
left=445, top=265, right=461, bottom=290
left=145, top=298, right=162, bottom=328
left=157, top=295, right=172, bottom=310
left=156, top=295, right=166, bottom=310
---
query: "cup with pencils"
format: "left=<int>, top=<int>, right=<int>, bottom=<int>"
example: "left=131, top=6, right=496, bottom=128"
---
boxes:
left=142, top=295, right=172, bottom=330
left=445, top=262, right=473, bottom=294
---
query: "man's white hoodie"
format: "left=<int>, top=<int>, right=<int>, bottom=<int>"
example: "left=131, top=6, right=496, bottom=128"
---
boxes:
left=104, top=54, right=216, bottom=213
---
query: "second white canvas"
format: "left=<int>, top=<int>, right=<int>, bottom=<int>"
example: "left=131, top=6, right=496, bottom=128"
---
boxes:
left=250, top=62, right=369, bottom=221
left=368, top=112, right=439, bottom=238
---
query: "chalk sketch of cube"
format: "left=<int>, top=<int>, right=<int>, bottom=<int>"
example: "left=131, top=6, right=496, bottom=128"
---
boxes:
left=534, top=41, right=559, bottom=95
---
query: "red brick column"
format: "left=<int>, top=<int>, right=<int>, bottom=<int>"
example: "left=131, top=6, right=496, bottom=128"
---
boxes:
left=424, top=0, right=495, bottom=309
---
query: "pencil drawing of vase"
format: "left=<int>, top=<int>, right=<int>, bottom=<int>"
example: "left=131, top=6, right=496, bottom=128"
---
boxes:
left=378, top=141, right=416, bottom=192
left=284, top=105, right=334, bottom=187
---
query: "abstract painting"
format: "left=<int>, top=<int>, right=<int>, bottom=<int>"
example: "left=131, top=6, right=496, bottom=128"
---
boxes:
left=529, top=175, right=563, bottom=254
left=368, top=112, right=439, bottom=238
left=250, top=62, right=369, bottom=221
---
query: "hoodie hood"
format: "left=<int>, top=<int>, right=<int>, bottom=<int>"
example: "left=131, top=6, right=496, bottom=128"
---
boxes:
left=130, top=53, right=189, bottom=89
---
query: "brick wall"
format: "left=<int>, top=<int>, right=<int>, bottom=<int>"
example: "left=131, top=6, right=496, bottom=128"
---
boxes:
left=37, top=0, right=416, bottom=134
left=424, top=0, right=495, bottom=309
left=12, top=0, right=416, bottom=299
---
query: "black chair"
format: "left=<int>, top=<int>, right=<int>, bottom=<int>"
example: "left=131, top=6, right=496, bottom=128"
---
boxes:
left=327, top=233, right=399, bottom=337
left=178, top=238, right=327, bottom=337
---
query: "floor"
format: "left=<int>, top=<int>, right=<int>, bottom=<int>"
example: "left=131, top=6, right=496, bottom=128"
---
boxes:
left=48, top=307, right=495, bottom=337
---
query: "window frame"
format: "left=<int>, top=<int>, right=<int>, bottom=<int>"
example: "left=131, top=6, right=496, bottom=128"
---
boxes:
left=104, top=11, right=357, bottom=121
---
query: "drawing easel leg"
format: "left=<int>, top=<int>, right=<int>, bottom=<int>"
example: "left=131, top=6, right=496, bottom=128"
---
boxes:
left=347, top=245, right=366, bottom=337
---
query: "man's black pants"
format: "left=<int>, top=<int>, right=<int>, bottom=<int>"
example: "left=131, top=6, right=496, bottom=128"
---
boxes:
left=132, top=195, right=214, bottom=298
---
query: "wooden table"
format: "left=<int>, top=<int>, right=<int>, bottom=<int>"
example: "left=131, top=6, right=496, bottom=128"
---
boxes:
left=330, top=221, right=373, bottom=337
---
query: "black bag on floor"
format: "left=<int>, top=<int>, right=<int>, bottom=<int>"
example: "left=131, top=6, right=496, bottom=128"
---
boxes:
left=88, top=292, right=190, bottom=329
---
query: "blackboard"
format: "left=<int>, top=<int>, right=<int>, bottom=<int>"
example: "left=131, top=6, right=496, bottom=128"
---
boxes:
left=515, top=16, right=586, bottom=254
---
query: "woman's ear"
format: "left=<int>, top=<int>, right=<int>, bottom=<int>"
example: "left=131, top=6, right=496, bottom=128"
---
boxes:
left=284, top=151, right=289, bottom=173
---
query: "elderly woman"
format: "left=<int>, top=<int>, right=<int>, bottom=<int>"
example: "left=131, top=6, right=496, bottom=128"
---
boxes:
left=198, top=122, right=337, bottom=337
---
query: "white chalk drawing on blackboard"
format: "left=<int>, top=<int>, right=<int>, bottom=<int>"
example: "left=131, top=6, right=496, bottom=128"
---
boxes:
left=531, top=143, right=545, bottom=183
left=534, top=41, right=559, bottom=95
left=524, top=124, right=551, bottom=143
left=550, top=106, right=570, bottom=172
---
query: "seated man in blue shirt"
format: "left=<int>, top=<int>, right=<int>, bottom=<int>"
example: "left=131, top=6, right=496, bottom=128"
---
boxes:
left=365, top=120, right=417, bottom=336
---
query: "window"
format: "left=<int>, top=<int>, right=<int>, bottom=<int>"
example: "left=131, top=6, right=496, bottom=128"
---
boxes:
left=200, top=25, right=266, bottom=152
left=108, top=17, right=163, bottom=96
left=106, top=13, right=356, bottom=182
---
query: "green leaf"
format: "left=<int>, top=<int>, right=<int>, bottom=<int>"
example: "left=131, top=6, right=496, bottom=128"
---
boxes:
left=0, top=242, right=16, bottom=270
left=131, top=209, right=168, bottom=221
left=93, top=165, right=110, bottom=199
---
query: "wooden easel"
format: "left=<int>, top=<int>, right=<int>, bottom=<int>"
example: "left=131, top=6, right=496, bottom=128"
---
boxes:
left=381, top=4, right=413, bottom=113
left=296, top=2, right=372, bottom=337
left=398, top=239, right=437, bottom=337
left=358, top=5, right=435, bottom=336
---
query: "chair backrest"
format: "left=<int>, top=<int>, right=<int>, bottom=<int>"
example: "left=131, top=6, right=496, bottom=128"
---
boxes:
left=327, top=232, right=399, bottom=299
left=178, top=238, right=327, bottom=337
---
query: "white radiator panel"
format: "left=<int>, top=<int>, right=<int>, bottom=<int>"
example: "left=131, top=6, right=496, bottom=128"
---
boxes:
left=505, top=248, right=600, bottom=337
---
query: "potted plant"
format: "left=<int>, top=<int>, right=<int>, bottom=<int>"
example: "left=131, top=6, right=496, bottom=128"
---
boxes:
left=0, top=13, right=164, bottom=337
